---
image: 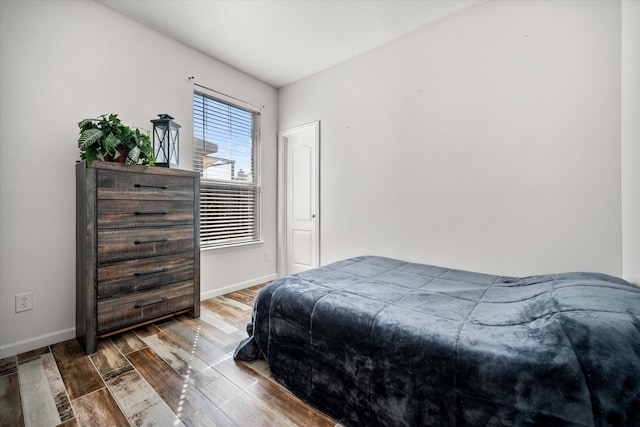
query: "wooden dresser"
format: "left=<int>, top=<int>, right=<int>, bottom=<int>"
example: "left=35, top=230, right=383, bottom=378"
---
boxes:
left=76, top=161, right=200, bottom=354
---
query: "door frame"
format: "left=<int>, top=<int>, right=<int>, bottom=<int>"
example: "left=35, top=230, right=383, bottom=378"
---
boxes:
left=277, top=121, right=320, bottom=277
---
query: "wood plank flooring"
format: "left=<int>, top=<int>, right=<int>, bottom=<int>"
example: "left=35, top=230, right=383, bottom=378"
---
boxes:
left=0, top=285, right=339, bottom=427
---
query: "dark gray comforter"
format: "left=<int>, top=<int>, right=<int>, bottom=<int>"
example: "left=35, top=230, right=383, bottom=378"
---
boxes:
left=234, top=256, right=640, bottom=426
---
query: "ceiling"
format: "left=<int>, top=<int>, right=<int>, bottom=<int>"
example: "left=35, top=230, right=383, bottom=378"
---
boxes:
left=96, top=0, right=481, bottom=88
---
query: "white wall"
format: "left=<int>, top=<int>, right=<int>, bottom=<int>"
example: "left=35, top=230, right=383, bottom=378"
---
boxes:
left=621, top=0, right=640, bottom=285
left=279, top=0, right=623, bottom=278
left=0, top=0, right=278, bottom=358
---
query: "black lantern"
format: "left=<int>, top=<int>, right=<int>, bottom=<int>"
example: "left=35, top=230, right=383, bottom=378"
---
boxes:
left=151, top=114, right=180, bottom=168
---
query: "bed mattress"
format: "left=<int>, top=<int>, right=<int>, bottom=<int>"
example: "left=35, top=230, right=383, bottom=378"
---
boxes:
left=235, top=256, right=640, bottom=426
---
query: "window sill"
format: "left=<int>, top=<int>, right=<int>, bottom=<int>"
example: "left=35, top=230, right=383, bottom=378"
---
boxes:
left=200, top=240, right=264, bottom=254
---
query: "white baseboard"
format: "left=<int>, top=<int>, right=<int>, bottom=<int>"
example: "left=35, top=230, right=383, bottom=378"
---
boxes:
left=0, top=327, right=76, bottom=359
left=201, top=273, right=277, bottom=301
left=0, top=275, right=277, bottom=359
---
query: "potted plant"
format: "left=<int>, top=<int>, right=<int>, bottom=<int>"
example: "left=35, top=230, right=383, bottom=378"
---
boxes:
left=77, top=113, right=155, bottom=166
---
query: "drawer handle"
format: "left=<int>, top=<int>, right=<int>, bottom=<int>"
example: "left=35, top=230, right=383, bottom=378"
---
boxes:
left=134, top=211, right=168, bottom=216
left=134, top=238, right=169, bottom=244
left=135, top=297, right=168, bottom=308
left=134, top=183, right=168, bottom=190
left=134, top=267, right=169, bottom=277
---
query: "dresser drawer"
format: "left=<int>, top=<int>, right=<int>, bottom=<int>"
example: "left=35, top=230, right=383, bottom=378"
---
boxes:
left=97, top=199, right=194, bottom=229
left=97, top=253, right=194, bottom=298
left=97, top=169, right=194, bottom=201
left=98, top=225, right=194, bottom=263
left=97, top=281, right=194, bottom=334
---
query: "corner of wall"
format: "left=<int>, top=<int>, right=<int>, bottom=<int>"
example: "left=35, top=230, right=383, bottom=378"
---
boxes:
left=621, top=0, right=640, bottom=285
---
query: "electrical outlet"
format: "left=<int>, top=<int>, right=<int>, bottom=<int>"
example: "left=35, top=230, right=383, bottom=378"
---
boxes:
left=15, top=292, right=33, bottom=313
left=264, top=252, right=270, bottom=262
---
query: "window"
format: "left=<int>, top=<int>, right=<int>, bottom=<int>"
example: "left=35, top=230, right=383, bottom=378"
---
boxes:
left=193, top=91, right=260, bottom=248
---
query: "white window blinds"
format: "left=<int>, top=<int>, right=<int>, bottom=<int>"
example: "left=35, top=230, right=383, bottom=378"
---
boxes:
left=193, top=91, right=261, bottom=248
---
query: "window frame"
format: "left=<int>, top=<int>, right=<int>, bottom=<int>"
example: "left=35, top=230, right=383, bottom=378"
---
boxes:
left=193, top=90, right=262, bottom=250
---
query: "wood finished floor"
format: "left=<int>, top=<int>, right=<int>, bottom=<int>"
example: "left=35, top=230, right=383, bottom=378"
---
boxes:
left=0, top=284, right=338, bottom=427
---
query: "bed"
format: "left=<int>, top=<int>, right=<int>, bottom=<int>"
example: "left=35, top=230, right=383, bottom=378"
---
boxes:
left=234, top=256, right=640, bottom=426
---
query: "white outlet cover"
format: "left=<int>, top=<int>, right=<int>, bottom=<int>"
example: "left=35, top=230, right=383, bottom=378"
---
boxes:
left=15, top=292, right=33, bottom=312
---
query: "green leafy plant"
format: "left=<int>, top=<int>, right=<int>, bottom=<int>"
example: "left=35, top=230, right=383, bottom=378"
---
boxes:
left=78, top=114, right=155, bottom=166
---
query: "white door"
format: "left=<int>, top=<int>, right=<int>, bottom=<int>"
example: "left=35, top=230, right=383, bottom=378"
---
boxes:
left=278, top=122, right=320, bottom=276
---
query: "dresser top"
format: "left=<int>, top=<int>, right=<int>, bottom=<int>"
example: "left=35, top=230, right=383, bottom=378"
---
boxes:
left=78, top=160, right=199, bottom=178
